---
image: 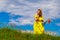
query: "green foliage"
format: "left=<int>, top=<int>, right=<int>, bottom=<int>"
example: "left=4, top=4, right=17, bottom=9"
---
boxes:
left=0, top=28, right=60, bottom=40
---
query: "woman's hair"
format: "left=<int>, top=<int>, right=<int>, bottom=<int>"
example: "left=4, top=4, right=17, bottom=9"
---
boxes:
left=37, top=9, right=42, bottom=17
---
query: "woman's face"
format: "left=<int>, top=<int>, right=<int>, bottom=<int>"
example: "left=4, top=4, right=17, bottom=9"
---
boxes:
left=37, top=10, right=40, bottom=14
left=37, top=9, right=42, bottom=17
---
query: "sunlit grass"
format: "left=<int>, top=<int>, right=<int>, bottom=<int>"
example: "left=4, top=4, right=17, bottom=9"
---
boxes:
left=0, top=28, right=60, bottom=40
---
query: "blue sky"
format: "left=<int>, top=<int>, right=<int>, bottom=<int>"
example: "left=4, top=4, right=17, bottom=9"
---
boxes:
left=0, top=0, right=60, bottom=36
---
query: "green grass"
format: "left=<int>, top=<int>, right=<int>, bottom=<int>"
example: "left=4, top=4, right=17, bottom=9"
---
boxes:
left=0, top=28, right=60, bottom=40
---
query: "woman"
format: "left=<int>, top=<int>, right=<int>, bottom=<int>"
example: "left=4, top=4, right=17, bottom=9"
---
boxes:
left=33, top=9, right=50, bottom=34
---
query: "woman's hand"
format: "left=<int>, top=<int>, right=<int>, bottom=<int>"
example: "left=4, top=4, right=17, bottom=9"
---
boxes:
left=48, top=19, right=50, bottom=23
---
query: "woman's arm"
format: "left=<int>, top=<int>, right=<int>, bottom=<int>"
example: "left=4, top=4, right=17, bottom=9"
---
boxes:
left=43, top=20, right=47, bottom=25
left=35, top=17, right=39, bottom=21
left=43, top=19, right=50, bottom=25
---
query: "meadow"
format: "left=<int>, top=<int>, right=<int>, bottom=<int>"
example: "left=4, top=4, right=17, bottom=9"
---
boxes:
left=0, top=27, right=60, bottom=40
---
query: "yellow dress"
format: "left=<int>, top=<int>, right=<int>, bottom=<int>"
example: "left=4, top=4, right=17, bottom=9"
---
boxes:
left=33, top=14, right=44, bottom=34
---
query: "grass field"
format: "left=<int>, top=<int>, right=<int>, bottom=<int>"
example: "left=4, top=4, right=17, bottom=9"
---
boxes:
left=0, top=28, right=60, bottom=40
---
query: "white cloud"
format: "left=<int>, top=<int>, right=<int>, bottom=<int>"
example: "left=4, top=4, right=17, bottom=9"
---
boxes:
left=0, top=0, right=60, bottom=25
left=9, top=19, right=20, bottom=26
left=20, top=19, right=33, bottom=25
left=56, top=23, right=60, bottom=26
left=0, top=0, right=8, bottom=11
left=9, top=18, right=33, bottom=26
left=16, top=18, right=33, bottom=25
left=45, top=31, right=57, bottom=36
